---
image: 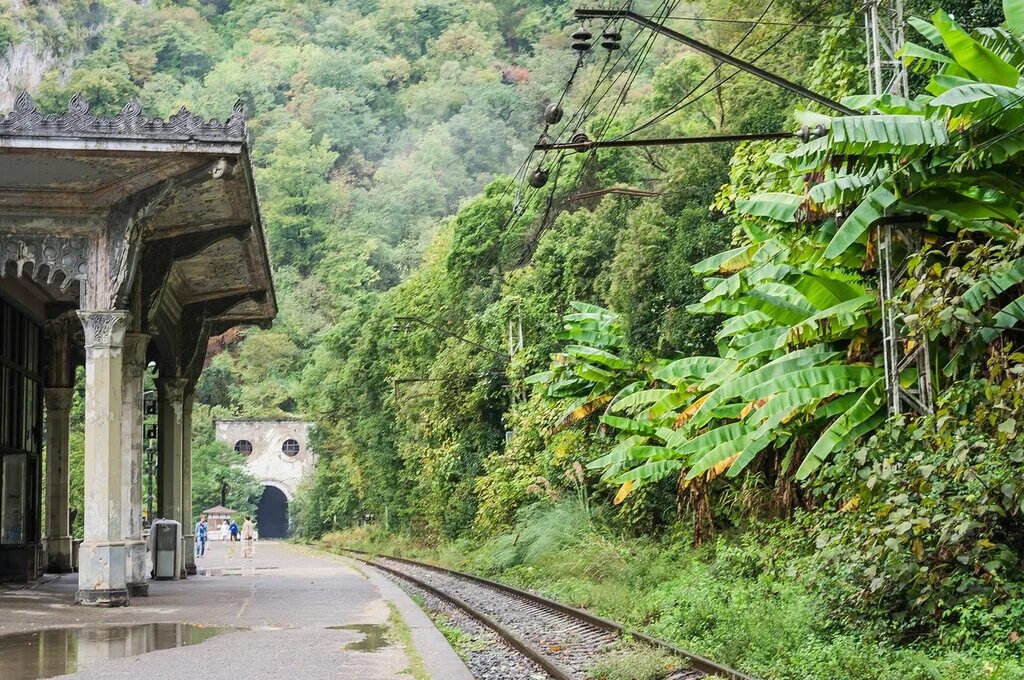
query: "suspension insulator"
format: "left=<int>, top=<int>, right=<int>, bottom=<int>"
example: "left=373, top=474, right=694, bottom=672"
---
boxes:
left=603, top=29, right=621, bottom=40
left=571, top=27, right=592, bottom=52
left=601, top=39, right=621, bottom=50
left=544, top=103, right=564, bottom=125
left=528, top=166, right=550, bottom=188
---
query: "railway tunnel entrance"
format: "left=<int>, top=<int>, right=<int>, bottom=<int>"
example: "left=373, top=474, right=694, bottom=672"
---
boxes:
left=256, top=485, right=288, bottom=538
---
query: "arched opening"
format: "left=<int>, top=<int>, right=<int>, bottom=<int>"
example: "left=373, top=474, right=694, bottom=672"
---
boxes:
left=256, top=486, right=288, bottom=538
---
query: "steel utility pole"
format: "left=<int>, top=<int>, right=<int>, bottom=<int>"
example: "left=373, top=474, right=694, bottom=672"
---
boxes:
left=866, top=0, right=933, bottom=415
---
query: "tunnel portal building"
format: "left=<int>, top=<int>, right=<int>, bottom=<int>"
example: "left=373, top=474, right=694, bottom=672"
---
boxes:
left=214, top=418, right=312, bottom=538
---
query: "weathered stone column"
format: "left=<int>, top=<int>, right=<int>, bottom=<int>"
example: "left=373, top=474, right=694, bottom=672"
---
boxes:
left=43, top=387, right=74, bottom=573
left=182, top=389, right=196, bottom=575
left=122, top=333, right=149, bottom=595
left=76, top=310, right=130, bottom=607
left=156, top=376, right=187, bottom=580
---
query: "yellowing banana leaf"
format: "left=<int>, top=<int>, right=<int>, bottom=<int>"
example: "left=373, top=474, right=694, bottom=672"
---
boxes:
left=613, top=480, right=634, bottom=505
left=554, top=394, right=612, bottom=430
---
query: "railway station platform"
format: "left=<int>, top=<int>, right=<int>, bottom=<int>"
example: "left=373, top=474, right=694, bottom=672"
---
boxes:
left=0, top=541, right=472, bottom=680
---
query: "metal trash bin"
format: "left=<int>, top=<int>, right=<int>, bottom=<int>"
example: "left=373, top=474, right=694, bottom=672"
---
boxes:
left=150, top=519, right=181, bottom=580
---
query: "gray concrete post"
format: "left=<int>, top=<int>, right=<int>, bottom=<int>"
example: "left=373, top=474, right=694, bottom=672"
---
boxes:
left=43, top=387, right=74, bottom=573
left=122, top=333, right=149, bottom=595
left=76, top=309, right=130, bottom=607
left=156, top=376, right=187, bottom=580
left=182, top=390, right=197, bottom=575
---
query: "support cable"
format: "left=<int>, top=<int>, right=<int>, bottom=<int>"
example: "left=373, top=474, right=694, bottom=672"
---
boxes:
left=608, top=0, right=844, bottom=141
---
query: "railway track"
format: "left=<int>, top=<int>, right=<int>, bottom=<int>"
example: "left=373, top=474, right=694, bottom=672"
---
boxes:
left=343, top=548, right=754, bottom=680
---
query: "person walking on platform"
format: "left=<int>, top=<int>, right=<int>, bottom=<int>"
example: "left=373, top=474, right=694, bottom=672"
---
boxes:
left=195, top=515, right=208, bottom=558
left=220, top=519, right=230, bottom=541
left=229, top=519, right=239, bottom=542
left=241, top=516, right=255, bottom=559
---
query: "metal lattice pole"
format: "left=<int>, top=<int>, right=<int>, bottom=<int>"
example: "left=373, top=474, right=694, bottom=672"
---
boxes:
left=865, top=0, right=909, bottom=98
left=866, top=0, right=933, bottom=415
left=877, top=225, right=934, bottom=415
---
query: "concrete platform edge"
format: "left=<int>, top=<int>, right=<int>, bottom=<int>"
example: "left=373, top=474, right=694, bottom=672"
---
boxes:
left=356, top=556, right=475, bottom=680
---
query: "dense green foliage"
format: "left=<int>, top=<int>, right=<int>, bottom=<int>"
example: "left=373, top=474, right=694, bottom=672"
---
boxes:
left=10, top=0, right=1024, bottom=674
left=325, top=499, right=1024, bottom=679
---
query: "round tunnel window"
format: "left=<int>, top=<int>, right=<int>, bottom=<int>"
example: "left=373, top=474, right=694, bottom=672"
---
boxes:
left=234, top=440, right=253, bottom=456
left=282, top=439, right=300, bottom=456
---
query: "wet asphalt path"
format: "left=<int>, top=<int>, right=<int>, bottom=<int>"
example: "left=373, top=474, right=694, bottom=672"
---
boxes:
left=0, top=541, right=471, bottom=680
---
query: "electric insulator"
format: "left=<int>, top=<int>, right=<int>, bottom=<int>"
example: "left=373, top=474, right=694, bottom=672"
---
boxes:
left=601, top=39, right=620, bottom=50
left=602, top=28, right=621, bottom=49
left=528, top=167, right=550, bottom=188
left=570, top=132, right=590, bottom=145
left=544, top=103, right=564, bottom=125
left=571, top=27, right=592, bottom=52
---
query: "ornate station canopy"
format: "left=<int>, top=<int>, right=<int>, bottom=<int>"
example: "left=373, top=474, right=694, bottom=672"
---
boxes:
left=0, top=92, right=276, bottom=379
left=0, top=93, right=276, bottom=596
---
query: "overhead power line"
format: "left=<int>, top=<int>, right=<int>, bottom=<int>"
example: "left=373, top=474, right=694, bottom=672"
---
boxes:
left=609, top=0, right=839, bottom=141
left=534, top=130, right=798, bottom=151
left=575, top=8, right=858, bottom=116
left=640, top=14, right=838, bottom=28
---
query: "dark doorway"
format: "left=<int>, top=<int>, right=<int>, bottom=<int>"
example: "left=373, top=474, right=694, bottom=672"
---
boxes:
left=256, top=486, right=288, bottom=538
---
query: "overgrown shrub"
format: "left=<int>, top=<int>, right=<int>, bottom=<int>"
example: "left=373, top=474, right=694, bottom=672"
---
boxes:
left=811, top=358, right=1024, bottom=644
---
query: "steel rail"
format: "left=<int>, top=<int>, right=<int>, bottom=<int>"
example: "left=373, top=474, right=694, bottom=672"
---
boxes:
left=346, top=552, right=575, bottom=680
left=343, top=548, right=757, bottom=680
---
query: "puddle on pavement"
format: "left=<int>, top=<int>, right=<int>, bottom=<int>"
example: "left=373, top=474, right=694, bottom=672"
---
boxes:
left=326, top=623, right=390, bottom=652
left=0, top=622, right=243, bottom=680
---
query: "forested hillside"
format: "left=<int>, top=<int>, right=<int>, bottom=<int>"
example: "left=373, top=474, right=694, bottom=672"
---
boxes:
left=5, top=0, right=1024, bottom=676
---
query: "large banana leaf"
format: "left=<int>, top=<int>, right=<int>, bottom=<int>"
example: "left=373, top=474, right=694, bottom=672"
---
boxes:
left=692, top=244, right=759, bottom=275
left=564, top=345, right=631, bottom=369
left=796, top=378, right=886, bottom=479
left=829, top=116, right=948, bottom=155
left=933, top=10, right=1021, bottom=86
left=961, top=257, right=1024, bottom=310
left=823, top=184, right=899, bottom=258
left=688, top=345, right=844, bottom=429
left=615, top=459, right=683, bottom=483
left=654, top=356, right=732, bottom=385
left=735, top=193, right=803, bottom=223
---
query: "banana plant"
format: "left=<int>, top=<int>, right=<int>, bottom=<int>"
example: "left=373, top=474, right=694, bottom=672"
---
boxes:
left=525, top=302, right=646, bottom=432
left=546, top=1, right=1024, bottom=504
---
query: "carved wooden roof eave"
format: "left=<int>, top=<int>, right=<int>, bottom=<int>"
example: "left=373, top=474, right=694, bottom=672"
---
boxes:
left=0, top=92, right=278, bottom=328
left=236, top=145, right=277, bottom=321
left=0, top=92, right=247, bottom=151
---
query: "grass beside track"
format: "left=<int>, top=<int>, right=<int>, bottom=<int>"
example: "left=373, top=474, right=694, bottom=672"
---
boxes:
left=318, top=502, right=1024, bottom=680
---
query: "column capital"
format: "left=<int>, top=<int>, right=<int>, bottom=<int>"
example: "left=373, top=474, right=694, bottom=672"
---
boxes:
left=123, top=333, right=150, bottom=377
left=77, top=310, right=130, bottom=349
left=44, top=314, right=71, bottom=340
left=156, top=376, right=189, bottom=402
left=43, top=387, right=74, bottom=412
